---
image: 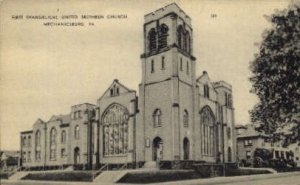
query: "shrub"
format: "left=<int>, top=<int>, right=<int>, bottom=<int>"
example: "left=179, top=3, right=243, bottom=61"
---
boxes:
left=0, top=172, right=11, bottom=179
left=118, top=170, right=201, bottom=184
left=22, top=171, right=94, bottom=182
left=225, top=168, right=271, bottom=176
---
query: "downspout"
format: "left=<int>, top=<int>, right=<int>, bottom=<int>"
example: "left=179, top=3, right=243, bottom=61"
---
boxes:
left=44, top=124, right=47, bottom=170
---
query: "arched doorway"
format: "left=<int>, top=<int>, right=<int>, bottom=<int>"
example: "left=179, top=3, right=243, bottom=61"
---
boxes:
left=228, top=147, right=232, bottom=162
left=74, top=147, right=80, bottom=164
left=152, top=137, right=163, bottom=162
left=183, top=137, right=190, bottom=160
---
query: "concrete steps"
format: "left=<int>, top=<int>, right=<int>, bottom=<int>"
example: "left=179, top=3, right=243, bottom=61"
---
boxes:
left=93, top=170, right=128, bottom=183
left=8, top=171, right=29, bottom=180
left=143, top=161, right=158, bottom=169
left=64, top=166, right=74, bottom=171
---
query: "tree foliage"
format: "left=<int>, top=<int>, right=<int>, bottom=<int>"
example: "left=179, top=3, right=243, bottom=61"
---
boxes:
left=249, top=3, right=300, bottom=140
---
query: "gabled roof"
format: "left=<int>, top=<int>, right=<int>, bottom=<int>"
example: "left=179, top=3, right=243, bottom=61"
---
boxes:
left=98, top=79, right=136, bottom=101
left=33, top=118, right=45, bottom=127
left=237, top=124, right=270, bottom=139
left=196, top=71, right=218, bottom=93
left=213, top=81, right=232, bottom=90
left=48, top=114, right=71, bottom=124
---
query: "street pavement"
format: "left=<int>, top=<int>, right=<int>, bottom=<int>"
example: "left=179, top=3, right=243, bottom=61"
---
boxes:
left=1, top=171, right=300, bottom=185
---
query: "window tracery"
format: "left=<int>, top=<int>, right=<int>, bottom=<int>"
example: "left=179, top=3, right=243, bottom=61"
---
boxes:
left=153, top=109, right=162, bottom=127
left=102, top=104, right=129, bottom=156
left=201, top=106, right=216, bottom=156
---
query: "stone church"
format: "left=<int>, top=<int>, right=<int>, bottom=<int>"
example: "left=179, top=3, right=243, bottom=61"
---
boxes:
left=20, top=3, right=236, bottom=170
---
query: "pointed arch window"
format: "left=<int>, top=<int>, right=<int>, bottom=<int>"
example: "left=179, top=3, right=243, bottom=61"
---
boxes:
left=61, top=130, right=66, bottom=144
left=158, top=24, right=168, bottom=49
left=148, top=28, right=157, bottom=52
left=204, top=84, right=210, bottom=98
left=50, top=127, right=57, bottom=160
left=153, top=109, right=162, bottom=127
left=75, top=125, right=80, bottom=140
left=110, top=85, right=120, bottom=97
left=183, top=110, right=189, bottom=127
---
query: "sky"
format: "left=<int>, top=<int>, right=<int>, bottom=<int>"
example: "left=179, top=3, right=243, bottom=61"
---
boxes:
left=0, top=0, right=291, bottom=150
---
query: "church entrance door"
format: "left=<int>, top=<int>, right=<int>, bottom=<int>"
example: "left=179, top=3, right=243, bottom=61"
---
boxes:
left=74, top=147, right=80, bottom=165
left=183, top=137, right=190, bottom=160
left=152, top=137, right=163, bottom=162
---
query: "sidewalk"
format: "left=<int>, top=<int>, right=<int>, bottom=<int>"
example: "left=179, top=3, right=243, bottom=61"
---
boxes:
left=2, top=171, right=300, bottom=185
left=144, top=171, right=300, bottom=185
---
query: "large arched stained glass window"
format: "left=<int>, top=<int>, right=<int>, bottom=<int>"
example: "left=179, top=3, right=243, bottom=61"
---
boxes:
left=50, top=127, right=57, bottom=160
left=200, top=106, right=216, bottom=157
left=35, top=130, right=41, bottom=161
left=102, top=104, right=129, bottom=156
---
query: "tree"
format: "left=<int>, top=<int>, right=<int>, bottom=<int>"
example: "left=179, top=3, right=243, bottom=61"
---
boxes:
left=249, top=3, right=300, bottom=141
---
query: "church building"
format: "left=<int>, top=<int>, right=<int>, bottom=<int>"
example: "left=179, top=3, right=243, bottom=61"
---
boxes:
left=20, top=3, right=236, bottom=170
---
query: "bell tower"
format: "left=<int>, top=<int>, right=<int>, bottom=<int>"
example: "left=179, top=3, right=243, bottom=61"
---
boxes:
left=138, top=3, right=197, bottom=162
left=140, top=3, right=196, bottom=85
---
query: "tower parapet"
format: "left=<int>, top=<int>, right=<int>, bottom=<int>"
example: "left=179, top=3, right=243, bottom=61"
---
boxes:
left=144, top=3, right=191, bottom=27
